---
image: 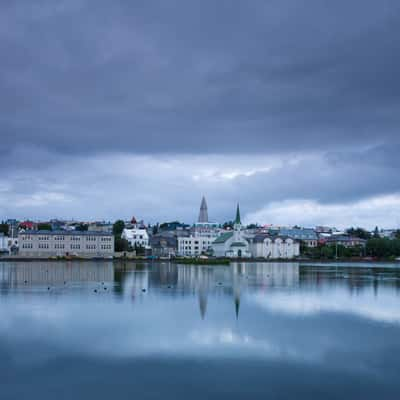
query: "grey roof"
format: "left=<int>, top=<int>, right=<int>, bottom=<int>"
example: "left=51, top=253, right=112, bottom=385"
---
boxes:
left=275, top=228, right=318, bottom=240
left=20, top=230, right=113, bottom=236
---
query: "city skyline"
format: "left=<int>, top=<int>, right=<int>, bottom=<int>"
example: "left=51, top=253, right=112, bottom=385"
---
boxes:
left=1, top=1, right=400, bottom=229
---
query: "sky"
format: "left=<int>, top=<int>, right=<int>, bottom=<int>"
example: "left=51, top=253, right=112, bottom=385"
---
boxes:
left=1, top=0, right=400, bottom=229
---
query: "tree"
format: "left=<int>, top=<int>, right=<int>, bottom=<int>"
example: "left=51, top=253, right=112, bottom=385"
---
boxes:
left=113, top=220, right=125, bottom=237
left=0, top=223, right=9, bottom=236
left=37, top=223, right=52, bottom=231
left=152, top=223, right=159, bottom=235
left=222, top=221, right=234, bottom=230
left=373, top=226, right=380, bottom=238
left=75, top=223, right=88, bottom=231
left=346, top=227, right=371, bottom=240
left=114, top=238, right=130, bottom=252
left=246, top=223, right=258, bottom=229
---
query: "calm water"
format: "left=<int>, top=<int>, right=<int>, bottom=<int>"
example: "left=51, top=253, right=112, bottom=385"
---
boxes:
left=1, top=261, right=400, bottom=399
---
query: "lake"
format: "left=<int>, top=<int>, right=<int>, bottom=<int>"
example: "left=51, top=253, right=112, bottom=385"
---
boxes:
left=1, top=260, right=400, bottom=399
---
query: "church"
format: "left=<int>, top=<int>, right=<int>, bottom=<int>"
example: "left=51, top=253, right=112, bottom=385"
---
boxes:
left=211, top=204, right=251, bottom=258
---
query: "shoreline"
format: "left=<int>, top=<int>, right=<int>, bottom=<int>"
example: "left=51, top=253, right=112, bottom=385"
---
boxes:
left=0, top=256, right=399, bottom=264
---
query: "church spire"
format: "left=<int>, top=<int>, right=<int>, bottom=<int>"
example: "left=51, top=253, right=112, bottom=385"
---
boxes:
left=235, top=203, right=241, bottom=225
left=198, top=196, right=209, bottom=223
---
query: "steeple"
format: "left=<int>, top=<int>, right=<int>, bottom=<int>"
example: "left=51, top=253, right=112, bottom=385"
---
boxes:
left=235, top=203, right=241, bottom=225
left=198, top=196, right=209, bottom=223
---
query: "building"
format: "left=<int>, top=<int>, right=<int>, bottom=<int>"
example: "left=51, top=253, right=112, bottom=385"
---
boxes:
left=212, top=204, right=251, bottom=258
left=87, top=221, right=113, bottom=233
left=248, top=234, right=300, bottom=259
left=272, top=228, right=318, bottom=247
left=150, top=234, right=177, bottom=258
left=18, top=230, right=114, bottom=257
left=178, top=235, right=216, bottom=256
left=122, top=227, right=149, bottom=249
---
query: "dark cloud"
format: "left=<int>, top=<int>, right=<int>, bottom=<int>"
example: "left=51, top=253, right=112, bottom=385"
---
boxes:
left=1, top=0, right=400, bottom=156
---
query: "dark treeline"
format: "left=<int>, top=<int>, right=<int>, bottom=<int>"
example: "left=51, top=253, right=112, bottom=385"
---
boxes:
left=303, top=238, right=400, bottom=260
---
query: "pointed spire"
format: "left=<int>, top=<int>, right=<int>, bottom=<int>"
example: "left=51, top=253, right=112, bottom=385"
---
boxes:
left=235, top=203, right=241, bottom=225
left=198, top=196, right=209, bottom=223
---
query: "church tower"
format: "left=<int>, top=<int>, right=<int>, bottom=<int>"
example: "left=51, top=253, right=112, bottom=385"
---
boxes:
left=198, top=196, right=209, bottom=223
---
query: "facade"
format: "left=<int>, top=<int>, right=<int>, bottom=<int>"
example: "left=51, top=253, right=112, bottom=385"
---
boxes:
left=18, top=230, right=114, bottom=257
left=212, top=205, right=251, bottom=258
left=122, top=228, right=149, bottom=248
left=248, top=234, right=300, bottom=259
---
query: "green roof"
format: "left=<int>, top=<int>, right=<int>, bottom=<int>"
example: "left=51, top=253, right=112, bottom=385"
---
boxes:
left=230, top=242, right=247, bottom=247
left=213, top=231, right=233, bottom=244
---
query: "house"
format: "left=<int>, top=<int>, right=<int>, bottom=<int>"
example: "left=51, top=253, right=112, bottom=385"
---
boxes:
left=150, top=234, right=177, bottom=258
left=122, top=227, right=150, bottom=249
left=212, top=204, right=251, bottom=258
left=248, top=234, right=300, bottom=259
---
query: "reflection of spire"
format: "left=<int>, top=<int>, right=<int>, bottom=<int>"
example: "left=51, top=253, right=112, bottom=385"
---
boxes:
left=199, top=289, right=207, bottom=319
left=198, top=196, right=209, bottom=223
left=235, top=293, right=240, bottom=320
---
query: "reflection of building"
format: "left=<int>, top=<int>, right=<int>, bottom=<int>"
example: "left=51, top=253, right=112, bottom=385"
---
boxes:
left=248, top=234, right=300, bottom=259
left=0, top=261, right=114, bottom=289
left=212, top=205, right=251, bottom=258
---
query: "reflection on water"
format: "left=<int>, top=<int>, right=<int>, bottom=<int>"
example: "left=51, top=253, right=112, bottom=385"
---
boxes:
left=1, top=261, right=400, bottom=400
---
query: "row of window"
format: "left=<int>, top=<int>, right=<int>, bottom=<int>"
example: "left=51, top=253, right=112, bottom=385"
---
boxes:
left=21, top=244, right=112, bottom=251
left=21, top=236, right=112, bottom=242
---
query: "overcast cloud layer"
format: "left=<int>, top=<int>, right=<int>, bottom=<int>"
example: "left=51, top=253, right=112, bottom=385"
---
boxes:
left=1, top=0, right=400, bottom=228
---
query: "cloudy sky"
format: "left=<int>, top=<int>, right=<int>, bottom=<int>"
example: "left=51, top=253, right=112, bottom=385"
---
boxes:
left=1, top=0, right=400, bottom=228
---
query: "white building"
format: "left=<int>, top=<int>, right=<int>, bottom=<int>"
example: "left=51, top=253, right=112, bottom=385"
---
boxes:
left=121, top=228, right=149, bottom=249
left=248, top=234, right=300, bottom=259
left=177, top=235, right=216, bottom=256
left=212, top=204, right=251, bottom=258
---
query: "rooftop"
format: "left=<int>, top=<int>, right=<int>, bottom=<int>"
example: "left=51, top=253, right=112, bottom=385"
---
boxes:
left=19, top=230, right=113, bottom=237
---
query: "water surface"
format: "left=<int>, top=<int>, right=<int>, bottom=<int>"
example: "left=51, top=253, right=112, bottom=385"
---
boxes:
left=1, top=261, right=399, bottom=399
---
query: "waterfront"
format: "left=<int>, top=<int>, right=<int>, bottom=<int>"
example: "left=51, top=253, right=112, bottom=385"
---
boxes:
left=1, top=261, right=400, bottom=399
